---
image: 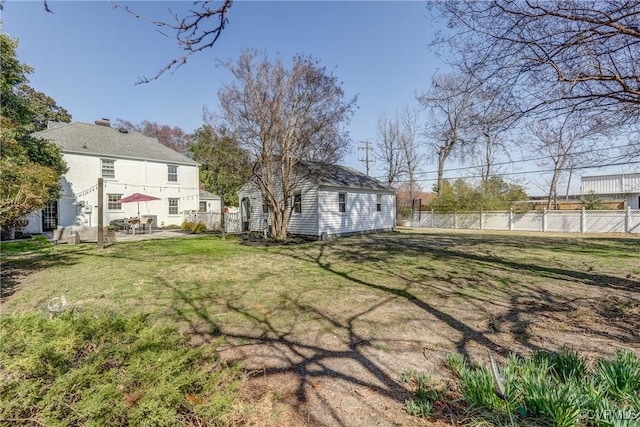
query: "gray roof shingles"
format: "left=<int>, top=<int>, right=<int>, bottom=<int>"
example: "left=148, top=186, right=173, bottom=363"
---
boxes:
left=33, top=122, right=197, bottom=166
left=241, top=162, right=394, bottom=193
left=199, top=189, right=220, bottom=199
left=302, top=162, right=394, bottom=192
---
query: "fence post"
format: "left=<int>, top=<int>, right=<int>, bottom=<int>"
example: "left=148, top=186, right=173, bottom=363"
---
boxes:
left=509, top=208, right=514, bottom=231
left=626, top=206, right=631, bottom=233
left=479, top=209, right=483, bottom=230
left=542, top=208, right=547, bottom=232
left=454, top=211, right=457, bottom=229
left=581, top=207, right=586, bottom=233
left=431, top=209, right=434, bottom=228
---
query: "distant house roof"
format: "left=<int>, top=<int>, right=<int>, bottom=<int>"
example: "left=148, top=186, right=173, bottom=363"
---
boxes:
left=32, top=121, right=197, bottom=166
left=199, top=189, right=220, bottom=200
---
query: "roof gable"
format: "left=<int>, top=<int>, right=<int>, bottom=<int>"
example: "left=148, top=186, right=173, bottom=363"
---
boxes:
left=32, top=122, right=197, bottom=166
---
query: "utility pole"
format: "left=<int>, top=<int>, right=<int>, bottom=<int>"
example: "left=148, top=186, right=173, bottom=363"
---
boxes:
left=358, top=140, right=375, bottom=176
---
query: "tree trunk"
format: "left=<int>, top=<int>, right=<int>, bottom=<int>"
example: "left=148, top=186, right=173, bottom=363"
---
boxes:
left=547, top=169, right=561, bottom=210
left=220, top=190, right=226, bottom=240
left=271, top=208, right=289, bottom=241
left=436, top=151, right=447, bottom=195
left=564, top=166, right=573, bottom=202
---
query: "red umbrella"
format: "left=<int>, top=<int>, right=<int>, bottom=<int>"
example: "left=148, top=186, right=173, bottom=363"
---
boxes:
left=118, top=193, right=160, bottom=218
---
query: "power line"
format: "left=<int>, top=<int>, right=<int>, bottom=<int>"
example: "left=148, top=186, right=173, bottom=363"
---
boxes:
left=373, top=141, right=639, bottom=180
left=390, top=160, right=640, bottom=185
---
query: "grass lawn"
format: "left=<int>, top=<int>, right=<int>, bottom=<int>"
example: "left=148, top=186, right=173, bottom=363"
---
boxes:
left=2, top=230, right=639, bottom=426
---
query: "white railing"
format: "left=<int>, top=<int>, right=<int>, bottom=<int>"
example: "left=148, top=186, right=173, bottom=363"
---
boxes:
left=181, top=212, right=241, bottom=233
left=410, top=208, right=640, bottom=234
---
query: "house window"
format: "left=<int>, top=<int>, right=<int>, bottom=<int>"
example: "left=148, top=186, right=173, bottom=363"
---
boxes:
left=107, top=194, right=122, bottom=210
left=338, top=192, right=346, bottom=213
left=101, top=159, right=115, bottom=179
left=168, top=198, right=179, bottom=215
left=293, top=192, right=302, bottom=213
left=167, top=165, right=178, bottom=182
left=199, top=201, right=207, bottom=212
left=376, top=194, right=382, bottom=212
left=262, top=202, right=269, bottom=213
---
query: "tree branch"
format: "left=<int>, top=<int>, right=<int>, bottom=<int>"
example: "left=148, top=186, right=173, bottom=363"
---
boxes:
left=112, top=0, right=233, bottom=84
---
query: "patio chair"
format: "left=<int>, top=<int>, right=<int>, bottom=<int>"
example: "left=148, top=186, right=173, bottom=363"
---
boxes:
left=123, top=218, right=132, bottom=234
left=109, top=218, right=127, bottom=231
left=141, top=217, right=153, bottom=234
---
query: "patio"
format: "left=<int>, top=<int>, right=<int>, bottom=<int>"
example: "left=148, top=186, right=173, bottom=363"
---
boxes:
left=113, top=229, right=195, bottom=242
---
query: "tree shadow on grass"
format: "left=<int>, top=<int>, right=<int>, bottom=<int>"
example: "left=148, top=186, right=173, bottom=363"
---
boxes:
left=341, top=233, right=639, bottom=292
left=157, top=278, right=415, bottom=426
left=152, top=232, right=639, bottom=426
left=0, top=245, right=89, bottom=300
left=273, top=233, right=639, bottom=359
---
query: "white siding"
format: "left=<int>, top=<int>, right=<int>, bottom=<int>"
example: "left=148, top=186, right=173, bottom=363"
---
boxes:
left=238, top=182, right=319, bottom=236
left=239, top=184, right=395, bottom=237
left=581, top=173, right=640, bottom=194
left=23, top=152, right=200, bottom=233
left=318, top=189, right=395, bottom=237
left=203, top=198, right=222, bottom=213
left=287, top=182, right=319, bottom=236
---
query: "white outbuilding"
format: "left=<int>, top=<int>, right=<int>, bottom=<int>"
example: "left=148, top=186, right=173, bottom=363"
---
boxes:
left=238, top=163, right=396, bottom=239
left=581, top=172, right=640, bottom=209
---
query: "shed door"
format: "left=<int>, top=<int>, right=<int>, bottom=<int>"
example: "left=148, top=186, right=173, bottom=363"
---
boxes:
left=241, top=197, right=251, bottom=232
left=42, top=201, right=58, bottom=231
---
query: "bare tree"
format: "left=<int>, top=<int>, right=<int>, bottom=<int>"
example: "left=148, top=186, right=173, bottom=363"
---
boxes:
left=218, top=49, right=357, bottom=240
left=418, top=73, right=477, bottom=195
left=463, top=85, right=518, bottom=183
left=114, top=119, right=192, bottom=154
left=374, top=112, right=405, bottom=186
left=397, top=106, right=424, bottom=204
left=529, top=114, right=606, bottom=210
left=433, top=0, right=640, bottom=123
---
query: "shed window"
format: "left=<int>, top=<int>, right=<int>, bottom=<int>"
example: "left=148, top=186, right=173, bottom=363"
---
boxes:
left=108, top=194, right=122, bottom=210
left=101, top=159, right=115, bottom=179
left=376, top=194, right=382, bottom=212
left=338, top=192, right=346, bottom=213
left=293, top=192, right=302, bottom=213
left=167, top=165, right=178, bottom=182
left=168, top=198, right=179, bottom=215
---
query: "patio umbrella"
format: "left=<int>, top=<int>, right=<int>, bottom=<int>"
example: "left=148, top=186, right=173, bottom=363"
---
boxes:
left=118, top=192, right=161, bottom=218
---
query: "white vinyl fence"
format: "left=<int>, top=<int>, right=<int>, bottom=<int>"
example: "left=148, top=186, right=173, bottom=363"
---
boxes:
left=411, top=208, right=640, bottom=234
left=182, top=212, right=241, bottom=233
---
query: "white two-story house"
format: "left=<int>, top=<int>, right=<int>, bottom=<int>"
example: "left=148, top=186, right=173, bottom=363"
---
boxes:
left=24, top=119, right=200, bottom=234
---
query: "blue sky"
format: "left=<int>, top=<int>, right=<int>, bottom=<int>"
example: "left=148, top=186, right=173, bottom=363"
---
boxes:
left=3, top=1, right=633, bottom=196
left=3, top=1, right=441, bottom=179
